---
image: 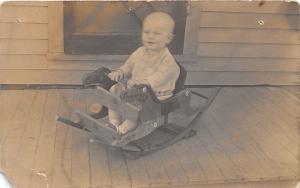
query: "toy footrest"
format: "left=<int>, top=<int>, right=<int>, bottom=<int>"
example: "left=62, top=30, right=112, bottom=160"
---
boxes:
left=75, top=110, right=119, bottom=144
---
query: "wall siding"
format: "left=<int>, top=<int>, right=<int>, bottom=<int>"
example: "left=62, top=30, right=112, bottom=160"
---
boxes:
left=0, top=5, right=47, bottom=23
left=0, top=23, right=48, bottom=39
left=198, top=28, right=300, bottom=44
left=0, top=2, right=48, bottom=74
left=199, top=12, right=299, bottom=29
left=200, top=1, right=299, bottom=14
left=195, top=1, right=300, bottom=85
left=0, top=1, right=299, bottom=85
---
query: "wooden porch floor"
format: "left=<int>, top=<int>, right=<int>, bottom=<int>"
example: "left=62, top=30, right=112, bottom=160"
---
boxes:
left=0, top=87, right=298, bottom=188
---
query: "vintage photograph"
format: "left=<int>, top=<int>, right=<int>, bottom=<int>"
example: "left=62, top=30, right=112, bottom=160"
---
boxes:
left=0, top=1, right=299, bottom=188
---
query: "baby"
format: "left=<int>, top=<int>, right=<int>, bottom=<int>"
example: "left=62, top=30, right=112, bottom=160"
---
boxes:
left=108, top=11, right=180, bottom=135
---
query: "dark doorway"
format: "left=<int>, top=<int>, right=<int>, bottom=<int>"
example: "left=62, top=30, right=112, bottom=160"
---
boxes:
left=64, top=1, right=187, bottom=55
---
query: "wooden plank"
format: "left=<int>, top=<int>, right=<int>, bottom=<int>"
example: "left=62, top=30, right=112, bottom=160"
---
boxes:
left=108, top=150, right=131, bottom=188
left=168, top=106, right=225, bottom=182
left=200, top=12, right=299, bottom=30
left=88, top=144, right=111, bottom=187
left=207, top=108, right=279, bottom=180
left=211, top=88, right=297, bottom=178
left=186, top=71, right=298, bottom=86
left=0, top=55, right=47, bottom=69
left=0, top=39, right=48, bottom=55
left=231, top=88, right=298, bottom=176
left=126, top=156, right=151, bottom=188
left=86, top=91, right=111, bottom=187
left=29, top=90, right=60, bottom=188
left=206, top=89, right=285, bottom=179
left=45, top=60, right=119, bottom=71
left=1, top=90, right=35, bottom=178
left=201, top=1, right=299, bottom=14
left=196, top=117, right=244, bottom=180
left=244, top=88, right=298, bottom=154
left=70, top=90, right=91, bottom=187
left=0, top=91, right=22, bottom=143
left=8, top=91, right=47, bottom=188
left=0, top=6, right=47, bottom=23
left=203, top=111, right=268, bottom=179
left=142, top=151, right=170, bottom=186
left=2, top=2, right=48, bottom=6
left=50, top=90, right=74, bottom=188
left=198, top=28, right=300, bottom=44
left=48, top=2, right=64, bottom=53
left=0, top=91, right=22, bottom=172
left=253, top=87, right=298, bottom=130
left=185, top=58, right=300, bottom=72
left=127, top=180, right=299, bottom=188
left=191, top=137, right=225, bottom=182
left=0, top=70, right=87, bottom=83
left=158, top=144, right=189, bottom=184
left=264, top=87, right=299, bottom=117
left=197, top=43, right=300, bottom=58
left=171, top=138, right=207, bottom=182
left=0, top=23, right=48, bottom=39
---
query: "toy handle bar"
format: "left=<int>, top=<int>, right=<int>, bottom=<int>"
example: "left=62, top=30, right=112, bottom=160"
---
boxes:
left=55, top=115, right=86, bottom=130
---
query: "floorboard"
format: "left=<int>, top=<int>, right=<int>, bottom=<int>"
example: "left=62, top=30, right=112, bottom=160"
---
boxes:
left=126, top=155, right=151, bottom=188
left=86, top=91, right=112, bottom=187
left=71, top=90, right=91, bottom=187
left=29, top=90, right=61, bottom=188
left=172, top=138, right=207, bottom=182
left=228, top=88, right=298, bottom=177
left=208, top=106, right=279, bottom=179
left=142, top=150, right=171, bottom=186
left=0, top=87, right=298, bottom=187
left=9, top=91, right=47, bottom=188
left=1, top=91, right=35, bottom=182
left=50, top=90, right=74, bottom=188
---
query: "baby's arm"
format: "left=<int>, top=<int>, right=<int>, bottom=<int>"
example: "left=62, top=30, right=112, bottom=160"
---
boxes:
left=108, top=48, right=142, bottom=82
left=127, top=79, right=149, bottom=88
left=145, top=58, right=180, bottom=94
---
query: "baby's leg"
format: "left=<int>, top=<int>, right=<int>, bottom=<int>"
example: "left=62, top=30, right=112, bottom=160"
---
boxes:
left=117, top=119, right=137, bottom=135
left=108, top=83, right=124, bottom=126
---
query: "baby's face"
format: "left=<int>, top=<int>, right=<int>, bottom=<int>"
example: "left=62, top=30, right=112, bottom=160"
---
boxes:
left=142, top=20, right=173, bottom=52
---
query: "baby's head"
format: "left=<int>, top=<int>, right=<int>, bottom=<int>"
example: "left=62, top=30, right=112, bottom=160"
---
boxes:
left=142, top=12, right=175, bottom=52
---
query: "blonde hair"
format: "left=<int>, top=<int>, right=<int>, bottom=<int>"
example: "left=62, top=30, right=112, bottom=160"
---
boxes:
left=143, top=12, right=175, bottom=34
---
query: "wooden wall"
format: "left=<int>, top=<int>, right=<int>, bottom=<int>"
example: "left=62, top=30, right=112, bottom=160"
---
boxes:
left=189, top=1, right=300, bottom=85
left=0, top=2, right=48, bottom=69
left=0, top=1, right=86, bottom=84
left=0, top=1, right=299, bottom=85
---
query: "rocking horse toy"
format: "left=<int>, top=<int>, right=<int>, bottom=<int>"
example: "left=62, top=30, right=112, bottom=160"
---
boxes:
left=56, top=65, right=220, bottom=159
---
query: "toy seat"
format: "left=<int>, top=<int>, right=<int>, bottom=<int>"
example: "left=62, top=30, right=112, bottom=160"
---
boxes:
left=160, top=62, right=187, bottom=115
left=173, top=62, right=187, bottom=94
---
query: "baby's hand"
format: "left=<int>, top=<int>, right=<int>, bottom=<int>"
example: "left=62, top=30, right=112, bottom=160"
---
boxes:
left=108, top=70, right=124, bottom=82
left=127, top=79, right=149, bottom=88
